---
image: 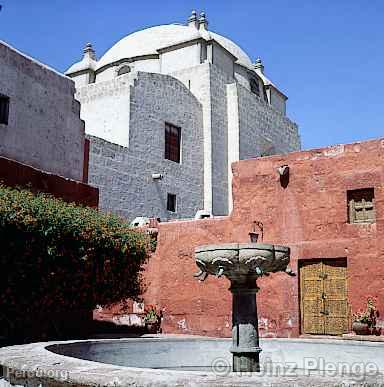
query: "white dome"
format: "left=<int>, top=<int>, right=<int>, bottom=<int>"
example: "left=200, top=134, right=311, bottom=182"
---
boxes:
left=97, top=24, right=252, bottom=69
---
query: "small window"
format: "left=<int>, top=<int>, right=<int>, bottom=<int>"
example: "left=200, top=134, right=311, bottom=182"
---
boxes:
left=117, top=65, right=131, bottom=76
left=167, top=193, right=177, bottom=213
left=0, top=94, right=9, bottom=125
left=250, top=79, right=260, bottom=96
left=347, top=188, right=375, bottom=224
left=165, top=123, right=181, bottom=163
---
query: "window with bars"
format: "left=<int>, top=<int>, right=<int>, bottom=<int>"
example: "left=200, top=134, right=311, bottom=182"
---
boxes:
left=0, top=94, right=9, bottom=125
left=347, top=188, right=375, bottom=224
left=165, top=122, right=181, bottom=163
left=167, top=193, right=177, bottom=213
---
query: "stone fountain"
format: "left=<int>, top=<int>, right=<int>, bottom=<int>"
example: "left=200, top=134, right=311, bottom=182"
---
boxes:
left=1, top=242, right=384, bottom=386
left=194, top=242, right=294, bottom=372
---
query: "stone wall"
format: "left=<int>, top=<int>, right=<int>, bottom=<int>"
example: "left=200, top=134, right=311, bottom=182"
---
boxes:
left=171, top=64, right=214, bottom=214
left=0, top=41, right=85, bottom=181
left=209, top=64, right=233, bottom=216
left=87, top=72, right=204, bottom=221
left=172, top=63, right=299, bottom=216
left=172, top=63, right=235, bottom=216
left=212, top=43, right=235, bottom=78
left=237, top=84, right=300, bottom=159
left=270, top=88, right=286, bottom=115
left=82, top=57, right=299, bottom=220
left=141, top=138, right=384, bottom=337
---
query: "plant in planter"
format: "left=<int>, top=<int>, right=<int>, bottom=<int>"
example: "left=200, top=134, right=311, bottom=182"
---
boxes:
left=143, top=305, right=162, bottom=334
left=352, top=297, right=379, bottom=335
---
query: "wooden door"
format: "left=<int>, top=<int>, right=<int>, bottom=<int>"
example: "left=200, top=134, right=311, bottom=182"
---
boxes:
left=300, top=259, right=348, bottom=335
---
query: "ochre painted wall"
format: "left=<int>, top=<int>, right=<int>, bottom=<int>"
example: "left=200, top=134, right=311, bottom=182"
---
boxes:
left=142, top=138, right=384, bottom=337
left=0, top=156, right=99, bottom=208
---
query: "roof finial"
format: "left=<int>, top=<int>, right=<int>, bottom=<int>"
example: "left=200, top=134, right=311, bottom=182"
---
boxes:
left=253, top=58, right=264, bottom=74
left=188, top=10, right=198, bottom=29
left=83, top=42, right=96, bottom=60
left=198, top=11, right=208, bottom=30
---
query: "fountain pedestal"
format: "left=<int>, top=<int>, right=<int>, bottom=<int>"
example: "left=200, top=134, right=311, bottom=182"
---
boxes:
left=194, top=243, right=293, bottom=373
left=230, top=277, right=261, bottom=372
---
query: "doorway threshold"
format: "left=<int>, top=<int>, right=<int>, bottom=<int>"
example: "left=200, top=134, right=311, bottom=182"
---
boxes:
left=300, top=333, right=384, bottom=342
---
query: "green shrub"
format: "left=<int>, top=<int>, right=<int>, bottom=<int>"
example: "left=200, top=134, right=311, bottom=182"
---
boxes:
left=0, top=185, right=150, bottom=340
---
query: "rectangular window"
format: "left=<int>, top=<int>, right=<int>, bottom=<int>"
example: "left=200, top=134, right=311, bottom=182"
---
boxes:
left=165, top=123, right=181, bottom=163
left=347, top=188, right=375, bottom=223
left=167, top=193, right=177, bottom=213
left=0, top=94, right=9, bottom=125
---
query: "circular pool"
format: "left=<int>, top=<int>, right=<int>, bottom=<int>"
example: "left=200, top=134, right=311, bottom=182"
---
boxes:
left=0, top=335, right=383, bottom=386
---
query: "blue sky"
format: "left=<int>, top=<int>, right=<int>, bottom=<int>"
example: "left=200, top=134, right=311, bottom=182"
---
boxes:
left=1, top=0, right=383, bottom=150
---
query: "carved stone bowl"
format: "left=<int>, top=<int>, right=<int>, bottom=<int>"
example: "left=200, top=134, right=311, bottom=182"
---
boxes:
left=194, top=243, right=292, bottom=281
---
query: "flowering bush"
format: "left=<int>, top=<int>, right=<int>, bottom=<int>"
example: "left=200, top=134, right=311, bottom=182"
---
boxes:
left=0, top=185, right=150, bottom=341
left=352, top=297, right=378, bottom=327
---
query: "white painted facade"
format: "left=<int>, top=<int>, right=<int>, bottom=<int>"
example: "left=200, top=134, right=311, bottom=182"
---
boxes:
left=0, top=40, right=85, bottom=181
left=66, top=11, right=300, bottom=220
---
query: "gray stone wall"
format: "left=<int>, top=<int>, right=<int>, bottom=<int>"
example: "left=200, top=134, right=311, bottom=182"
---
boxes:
left=0, top=41, right=85, bottom=181
left=209, top=64, right=234, bottom=216
left=171, top=63, right=235, bottom=216
left=88, top=72, right=204, bottom=221
left=85, top=62, right=299, bottom=220
left=269, top=88, right=287, bottom=116
left=212, top=43, right=235, bottom=78
left=171, top=63, right=298, bottom=216
left=234, top=63, right=250, bottom=90
left=237, top=84, right=300, bottom=159
left=171, top=63, right=234, bottom=215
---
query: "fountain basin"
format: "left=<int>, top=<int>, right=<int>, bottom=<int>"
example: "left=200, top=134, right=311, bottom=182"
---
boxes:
left=195, top=243, right=291, bottom=278
left=0, top=336, right=384, bottom=386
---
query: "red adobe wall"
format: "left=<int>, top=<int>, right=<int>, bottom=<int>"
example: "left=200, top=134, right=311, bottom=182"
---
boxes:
left=0, top=156, right=99, bottom=208
left=142, top=139, right=384, bottom=338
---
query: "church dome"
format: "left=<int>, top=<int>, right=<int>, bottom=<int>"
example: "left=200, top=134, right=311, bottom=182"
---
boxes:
left=96, top=24, right=252, bottom=69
